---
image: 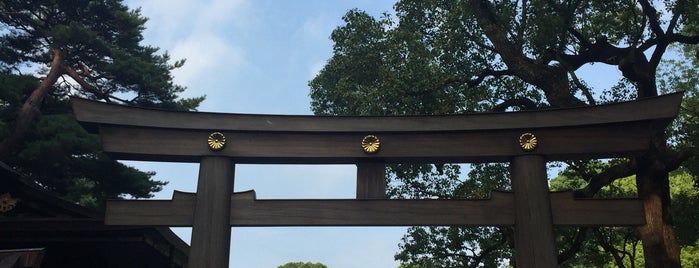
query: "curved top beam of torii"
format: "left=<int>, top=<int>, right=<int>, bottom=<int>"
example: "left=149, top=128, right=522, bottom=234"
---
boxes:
left=70, top=92, right=683, bottom=164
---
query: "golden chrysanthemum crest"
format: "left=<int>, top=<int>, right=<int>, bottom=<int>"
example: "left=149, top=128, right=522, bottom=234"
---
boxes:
left=207, top=132, right=226, bottom=151
left=518, top=132, right=538, bottom=151
left=361, top=135, right=381, bottom=154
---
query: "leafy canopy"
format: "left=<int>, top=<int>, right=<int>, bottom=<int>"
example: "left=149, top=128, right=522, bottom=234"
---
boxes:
left=277, top=262, right=328, bottom=268
left=0, top=0, right=203, bottom=109
left=0, top=0, right=203, bottom=207
left=310, top=0, right=698, bottom=267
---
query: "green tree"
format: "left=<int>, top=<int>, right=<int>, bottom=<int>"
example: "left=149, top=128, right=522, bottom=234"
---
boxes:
left=310, top=1, right=698, bottom=267
left=550, top=168, right=699, bottom=268
left=0, top=0, right=203, bottom=207
left=277, top=261, right=328, bottom=268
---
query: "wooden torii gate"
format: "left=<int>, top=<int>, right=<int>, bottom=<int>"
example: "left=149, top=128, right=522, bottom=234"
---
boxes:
left=71, top=92, right=682, bottom=268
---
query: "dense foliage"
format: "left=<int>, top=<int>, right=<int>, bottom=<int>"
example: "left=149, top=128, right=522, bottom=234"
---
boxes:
left=277, top=261, right=328, bottom=268
left=310, top=0, right=698, bottom=267
left=0, top=0, right=203, bottom=207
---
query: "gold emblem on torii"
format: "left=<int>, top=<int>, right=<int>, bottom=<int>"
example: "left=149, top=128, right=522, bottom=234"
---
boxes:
left=361, top=135, right=380, bottom=154
left=207, top=132, right=226, bottom=151
left=519, top=132, right=538, bottom=151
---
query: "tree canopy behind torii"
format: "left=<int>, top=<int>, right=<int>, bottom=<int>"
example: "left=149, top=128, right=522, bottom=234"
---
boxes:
left=310, top=0, right=698, bottom=267
left=0, top=0, right=203, bottom=206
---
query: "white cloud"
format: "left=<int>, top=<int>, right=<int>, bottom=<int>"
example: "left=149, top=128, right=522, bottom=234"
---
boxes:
left=298, top=16, right=328, bottom=41
left=170, top=33, right=245, bottom=88
left=197, top=0, right=249, bottom=29
left=125, top=0, right=250, bottom=100
left=130, top=0, right=248, bottom=38
left=127, top=0, right=197, bottom=44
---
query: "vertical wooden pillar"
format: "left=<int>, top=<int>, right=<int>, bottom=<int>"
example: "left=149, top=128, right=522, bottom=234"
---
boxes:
left=510, top=155, right=557, bottom=268
left=188, top=157, right=234, bottom=268
left=356, top=162, right=386, bottom=199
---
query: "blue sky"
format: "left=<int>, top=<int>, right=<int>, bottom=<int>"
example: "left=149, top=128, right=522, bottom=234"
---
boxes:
left=121, top=1, right=404, bottom=267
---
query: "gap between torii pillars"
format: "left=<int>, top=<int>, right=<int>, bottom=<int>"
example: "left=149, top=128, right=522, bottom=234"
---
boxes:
left=511, top=155, right=557, bottom=267
left=188, top=159, right=389, bottom=267
left=358, top=156, right=558, bottom=267
left=188, top=156, right=234, bottom=268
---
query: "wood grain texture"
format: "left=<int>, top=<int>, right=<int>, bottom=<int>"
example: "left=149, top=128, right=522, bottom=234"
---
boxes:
left=187, top=157, right=233, bottom=268
left=511, top=155, right=557, bottom=268
left=356, top=162, right=386, bottom=199
left=104, top=191, right=643, bottom=227
left=71, top=92, right=682, bottom=133
left=106, top=191, right=195, bottom=226
left=97, top=122, right=655, bottom=163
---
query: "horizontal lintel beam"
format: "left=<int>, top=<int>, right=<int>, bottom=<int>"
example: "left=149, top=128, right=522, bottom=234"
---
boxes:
left=105, top=191, right=644, bottom=227
left=71, top=92, right=682, bottom=133
left=70, top=93, right=683, bottom=163
left=98, top=122, right=654, bottom=163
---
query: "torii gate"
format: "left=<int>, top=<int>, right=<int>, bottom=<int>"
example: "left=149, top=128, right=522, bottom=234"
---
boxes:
left=71, top=92, right=682, bottom=268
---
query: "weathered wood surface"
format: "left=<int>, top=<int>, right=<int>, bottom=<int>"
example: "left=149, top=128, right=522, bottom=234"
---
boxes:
left=70, top=93, right=682, bottom=163
left=105, top=190, right=644, bottom=227
left=97, top=122, right=656, bottom=163
left=187, top=157, right=233, bottom=268
left=71, top=92, right=682, bottom=132
left=356, top=162, right=386, bottom=199
left=511, top=155, right=557, bottom=268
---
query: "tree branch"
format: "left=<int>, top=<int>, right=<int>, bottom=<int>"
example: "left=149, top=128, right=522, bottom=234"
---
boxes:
left=564, top=160, right=590, bottom=178
left=638, top=0, right=664, bottom=39
left=568, top=69, right=596, bottom=105
left=63, top=65, right=111, bottom=102
left=594, top=228, right=627, bottom=268
left=492, top=98, right=538, bottom=111
left=638, top=0, right=671, bottom=69
left=575, top=160, right=636, bottom=198
left=469, top=231, right=508, bottom=268
left=560, top=35, right=657, bottom=98
left=666, top=8, right=680, bottom=36
left=556, top=53, right=596, bottom=105
left=469, top=0, right=585, bottom=108
left=639, top=37, right=658, bottom=52
left=441, top=69, right=513, bottom=89
left=649, top=41, right=669, bottom=72
left=558, top=227, right=589, bottom=264
left=0, top=48, right=64, bottom=158
left=664, top=147, right=699, bottom=172
left=669, top=33, right=699, bottom=45
left=515, top=0, right=528, bottom=50
left=545, top=0, right=591, bottom=49
left=407, top=181, right=451, bottom=199
left=468, top=0, right=530, bottom=69
left=558, top=37, right=630, bottom=70
left=568, top=27, right=592, bottom=48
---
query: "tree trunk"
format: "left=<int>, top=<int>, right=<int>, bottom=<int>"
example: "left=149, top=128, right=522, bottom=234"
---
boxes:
left=0, top=48, right=63, bottom=158
left=442, top=2, right=683, bottom=267
left=468, top=0, right=586, bottom=108
left=635, top=134, right=681, bottom=268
